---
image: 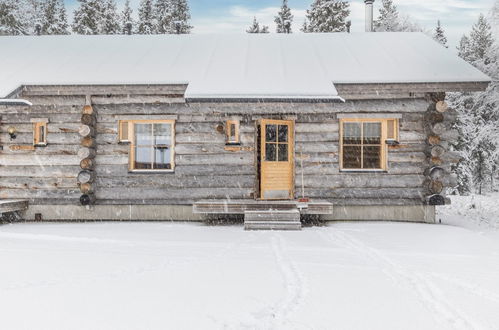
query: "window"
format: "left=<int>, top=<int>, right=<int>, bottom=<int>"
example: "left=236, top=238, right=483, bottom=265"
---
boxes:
left=128, top=120, right=175, bottom=171
left=226, top=120, right=240, bottom=144
left=33, top=121, right=47, bottom=146
left=118, top=120, right=130, bottom=143
left=340, top=118, right=397, bottom=171
left=264, top=124, right=289, bottom=162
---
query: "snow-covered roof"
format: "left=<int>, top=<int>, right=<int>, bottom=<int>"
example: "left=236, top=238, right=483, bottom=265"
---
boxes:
left=0, top=32, right=491, bottom=100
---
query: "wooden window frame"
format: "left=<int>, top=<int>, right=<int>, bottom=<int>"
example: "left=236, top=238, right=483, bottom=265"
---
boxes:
left=127, top=119, right=175, bottom=173
left=386, top=119, right=399, bottom=141
left=226, top=119, right=240, bottom=145
left=118, top=120, right=130, bottom=143
left=33, top=122, right=47, bottom=146
left=339, top=118, right=394, bottom=172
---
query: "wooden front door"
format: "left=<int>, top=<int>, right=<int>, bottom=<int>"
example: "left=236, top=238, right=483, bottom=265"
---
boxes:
left=259, top=119, right=294, bottom=200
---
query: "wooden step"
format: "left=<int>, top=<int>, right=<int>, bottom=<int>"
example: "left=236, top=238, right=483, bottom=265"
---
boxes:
left=244, top=210, right=301, bottom=231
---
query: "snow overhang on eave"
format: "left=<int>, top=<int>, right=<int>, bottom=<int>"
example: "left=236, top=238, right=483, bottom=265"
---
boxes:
left=185, top=95, right=346, bottom=103
left=0, top=99, right=33, bottom=106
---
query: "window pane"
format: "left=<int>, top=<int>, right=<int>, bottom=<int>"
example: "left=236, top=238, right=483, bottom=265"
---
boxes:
left=134, top=146, right=152, bottom=169
left=154, top=148, right=171, bottom=169
left=229, top=124, right=236, bottom=138
left=39, top=125, right=45, bottom=143
left=135, top=123, right=152, bottom=146
left=387, top=119, right=395, bottom=139
left=266, top=125, right=277, bottom=142
left=120, top=121, right=129, bottom=140
left=343, top=146, right=362, bottom=169
left=363, top=122, right=381, bottom=144
left=278, top=125, right=288, bottom=142
left=265, top=143, right=276, bottom=161
left=278, top=144, right=288, bottom=161
left=343, top=123, right=361, bottom=144
left=154, top=123, right=171, bottom=145
left=363, top=146, right=381, bottom=169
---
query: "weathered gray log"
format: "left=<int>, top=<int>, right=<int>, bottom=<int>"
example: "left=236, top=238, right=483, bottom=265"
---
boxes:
left=81, top=137, right=97, bottom=148
left=443, top=173, right=458, bottom=187
left=80, top=158, right=95, bottom=170
left=435, top=101, right=448, bottom=113
left=77, top=170, right=96, bottom=184
left=440, top=130, right=459, bottom=141
left=81, top=114, right=96, bottom=126
left=426, top=112, right=444, bottom=123
left=427, top=194, right=446, bottom=205
left=430, top=122, right=447, bottom=135
left=79, top=183, right=94, bottom=194
left=427, top=135, right=441, bottom=146
left=441, top=151, right=461, bottom=164
left=78, top=125, right=95, bottom=137
left=428, top=180, right=444, bottom=194
left=82, top=105, right=95, bottom=115
left=424, top=167, right=446, bottom=181
left=80, top=193, right=96, bottom=206
left=428, top=145, right=446, bottom=158
left=77, top=147, right=96, bottom=159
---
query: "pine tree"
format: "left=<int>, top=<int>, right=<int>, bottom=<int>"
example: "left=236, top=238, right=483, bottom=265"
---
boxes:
left=137, top=0, right=155, bottom=34
left=168, top=0, right=192, bottom=34
left=0, top=0, right=24, bottom=35
left=121, top=0, right=134, bottom=34
left=246, top=17, right=269, bottom=33
left=99, top=0, right=120, bottom=34
left=374, top=0, right=421, bottom=32
left=468, top=14, right=494, bottom=64
left=301, top=0, right=350, bottom=33
left=155, top=0, right=172, bottom=34
left=40, top=0, right=69, bottom=35
left=433, top=20, right=448, bottom=48
left=275, top=0, right=293, bottom=33
left=72, top=0, right=103, bottom=34
left=449, top=14, right=499, bottom=194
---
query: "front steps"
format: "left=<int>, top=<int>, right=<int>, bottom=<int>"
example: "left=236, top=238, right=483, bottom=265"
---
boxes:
left=244, top=209, right=301, bottom=230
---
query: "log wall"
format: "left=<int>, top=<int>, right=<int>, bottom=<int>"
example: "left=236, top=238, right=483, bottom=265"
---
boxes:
left=0, top=85, right=433, bottom=207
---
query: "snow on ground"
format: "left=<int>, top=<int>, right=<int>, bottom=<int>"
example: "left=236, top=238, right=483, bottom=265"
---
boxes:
left=438, top=193, right=499, bottom=235
left=1, top=202, right=499, bottom=329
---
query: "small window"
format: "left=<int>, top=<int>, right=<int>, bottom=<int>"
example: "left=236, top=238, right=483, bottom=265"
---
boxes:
left=118, top=120, right=130, bottom=143
left=386, top=119, right=399, bottom=141
left=33, top=122, right=47, bottom=146
left=340, top=118, right=396, bottom=171
left=129, top=120, right=175, bottom=171
left=226, top=120, right=240, bottom=144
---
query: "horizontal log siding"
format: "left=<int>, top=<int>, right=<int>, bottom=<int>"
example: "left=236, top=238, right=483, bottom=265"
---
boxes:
left=0, top=91, right=429, bottom=206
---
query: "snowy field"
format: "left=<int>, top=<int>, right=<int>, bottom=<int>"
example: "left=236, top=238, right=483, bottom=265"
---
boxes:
left=1, top=199, right=499, bottom=330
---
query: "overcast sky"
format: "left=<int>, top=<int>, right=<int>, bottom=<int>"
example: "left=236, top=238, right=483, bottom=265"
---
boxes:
left=66, top=0, right=497, bottom=49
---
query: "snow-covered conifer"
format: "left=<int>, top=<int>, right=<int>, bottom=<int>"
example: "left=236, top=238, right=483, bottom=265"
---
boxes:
left=246, top=17, right=269, bottom=33
left=301, top=0, right=350, bottom=33
left=449, top=14, right=499, bottom=194
left=374, top=0, right=422, bottom=32
left=137, top=0, right=155, bottom=34
left=121, top=0, right=134, bottom=34
left=275, top=0, right=293, bottom=33
left=167, top=0, right=192, bottom=34
left=155, top=0, right=172, bottom=34
left=99, top=0, right=120, bottom=34
left=0, top=0, right=23, bottom=35
left=72, top=0, right=103, bottom=34
left=40, top=0, right=69, bottom=35
left=433, top=20, right=448, bottom=48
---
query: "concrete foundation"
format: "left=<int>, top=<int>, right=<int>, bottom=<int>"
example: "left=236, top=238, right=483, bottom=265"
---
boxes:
left=22, top=204, right=435, bottom=224
left=24, top=205, right=204, bottom=221
left=321, top=205, right=436, bottom=223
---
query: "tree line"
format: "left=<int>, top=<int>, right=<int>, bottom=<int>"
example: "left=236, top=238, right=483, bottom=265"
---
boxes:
left=0, top=0, right=192, bottom=35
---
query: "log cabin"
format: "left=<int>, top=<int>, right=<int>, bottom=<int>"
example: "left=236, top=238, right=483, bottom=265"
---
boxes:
left=0, top=28, right=491, bottom=229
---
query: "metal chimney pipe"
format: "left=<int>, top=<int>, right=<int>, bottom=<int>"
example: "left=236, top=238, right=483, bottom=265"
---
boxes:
left=365, top=0, right=374, bottom=32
